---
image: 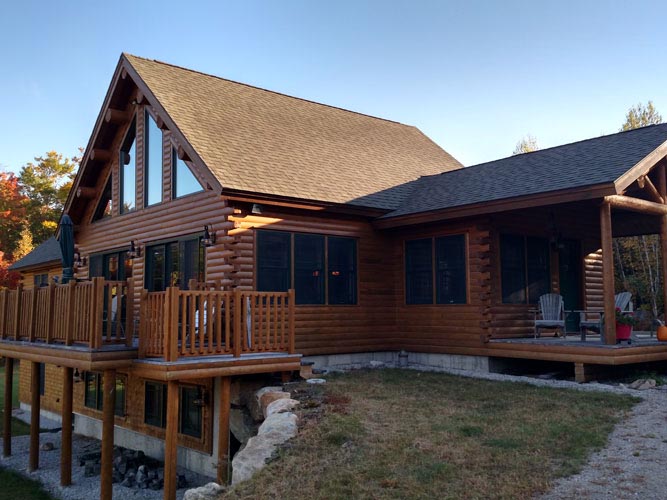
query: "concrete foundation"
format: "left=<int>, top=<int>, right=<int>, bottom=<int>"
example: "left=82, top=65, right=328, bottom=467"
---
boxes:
left=17, top=403, right=62, bottom=430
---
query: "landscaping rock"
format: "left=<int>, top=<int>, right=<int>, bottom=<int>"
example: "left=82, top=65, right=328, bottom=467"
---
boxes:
left=258, top=412, right=298, bottom=442
left=230, top=407, right=255, bottom=444
left=259, top=391, right=290, bottom=418
left=184, top=482, right=226, bottom=500
left=369, top=360, right=385, bottom=368
left=306, top=378, right=327, bottom=384
left=251, top=386, right=284, bottom=420
left=265, top=397, right=299, bottom=418
left=40, top=442, right=55, bottom=451
left=629, top=378, right=657, bottom=390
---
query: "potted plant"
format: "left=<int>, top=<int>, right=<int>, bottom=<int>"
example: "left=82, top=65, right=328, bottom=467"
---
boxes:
left=615, top=307, right=636, bottom=342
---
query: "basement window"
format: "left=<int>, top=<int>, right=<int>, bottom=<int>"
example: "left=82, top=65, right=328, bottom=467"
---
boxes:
left=144, top=381, right=167, bottom=428
left=179, top=386, right=203, bottom=438
left=83, top=372, right=126, bottom=416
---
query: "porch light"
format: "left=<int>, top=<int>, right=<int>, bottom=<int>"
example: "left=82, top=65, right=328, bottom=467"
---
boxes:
left=251, top=203, right=263, bottom=215
left=74, top=252, right=87, bottom=268
left=128, top=240, right=141, bottom=259
left=202, top=225, right=216, bottom=247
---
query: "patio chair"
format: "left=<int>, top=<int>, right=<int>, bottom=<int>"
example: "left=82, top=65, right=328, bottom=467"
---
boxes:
left=578, top=292, right=633, bottom=341
left=534, top=293, right=566, bottom=338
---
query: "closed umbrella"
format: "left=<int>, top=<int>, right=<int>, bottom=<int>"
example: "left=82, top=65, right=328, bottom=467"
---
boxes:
left=59, top=214, right=75, bottom=284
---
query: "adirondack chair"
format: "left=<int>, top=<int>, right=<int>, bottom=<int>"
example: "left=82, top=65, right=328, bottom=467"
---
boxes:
left=534, top=293, right=566, bottom=338
left=578, top=292, right=633, bottom=341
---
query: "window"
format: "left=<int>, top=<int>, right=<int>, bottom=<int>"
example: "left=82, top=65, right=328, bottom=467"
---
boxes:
left=92, top=176, right=113, bottom=221
left=33, top=274, right=48, bottom=288
left=145, top=236, right=204, bottom=291
left=145, top=111, right=163, bottom=207
left=256, top=230, right=357, bottom=305
left=172, top=147, right=203, bottom=198
left=144, top=381, right=167, bottom=428
left=405, top=235, right=468, bottom=305
left=89, top=250, right=132, bottom=281
left=500, top=234, right=550, bottom=304
left=84, top=372, right=126, bottom=417
left=120, top=119, right=137, bottom=213
left=179, top=386, right=203, bottom=438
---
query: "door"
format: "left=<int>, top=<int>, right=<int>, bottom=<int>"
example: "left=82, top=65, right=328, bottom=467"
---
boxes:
left=558, top=240, right=581, bottom=332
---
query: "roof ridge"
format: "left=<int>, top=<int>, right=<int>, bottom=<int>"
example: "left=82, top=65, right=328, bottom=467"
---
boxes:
left=428, top=122, right=667, bottom=179
left=123, top=53, right=408, bottom=127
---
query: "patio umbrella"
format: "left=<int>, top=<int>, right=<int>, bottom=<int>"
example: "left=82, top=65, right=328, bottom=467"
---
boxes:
left=59, top=214, right=75, bottom=284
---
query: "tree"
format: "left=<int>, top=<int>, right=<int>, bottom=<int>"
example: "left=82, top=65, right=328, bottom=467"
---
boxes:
left=13, top=226, right=33, bottom=261
left=0, top=171, right=27, bottom=260
left=513, top=135, right=539, bottom=155
left=620, top=101, right=662, bottom=131
left=0, top=252, right=19, bottom=288
left=19, top=151, right=77, bottom=245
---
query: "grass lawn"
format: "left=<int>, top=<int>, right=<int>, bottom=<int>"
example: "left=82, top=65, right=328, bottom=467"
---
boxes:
left=225, top=369, right=638, bottom=500
left=0, top=363, right=31, bottom=436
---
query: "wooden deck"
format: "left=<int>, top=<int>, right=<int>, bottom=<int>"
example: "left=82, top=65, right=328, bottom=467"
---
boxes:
left=488, top=333, right=667, bottom=365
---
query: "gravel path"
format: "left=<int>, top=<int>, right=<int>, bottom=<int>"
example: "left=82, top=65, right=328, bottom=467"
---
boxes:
left=0, top=432, right=210, bottom=500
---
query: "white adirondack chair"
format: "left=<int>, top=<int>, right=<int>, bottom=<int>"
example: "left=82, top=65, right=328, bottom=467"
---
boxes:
left=534, top=293, right=566, bottom=338
left=579, top=292, right=633, bottom=341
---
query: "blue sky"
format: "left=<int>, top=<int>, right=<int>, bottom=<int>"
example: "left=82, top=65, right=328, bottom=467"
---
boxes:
left=1, top=0, right=666, bottom=173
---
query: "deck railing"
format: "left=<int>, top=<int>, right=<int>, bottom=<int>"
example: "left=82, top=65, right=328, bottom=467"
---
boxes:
left=139, top=288, right=295, bottom=361
left=0, top=278, right=133, bottom=348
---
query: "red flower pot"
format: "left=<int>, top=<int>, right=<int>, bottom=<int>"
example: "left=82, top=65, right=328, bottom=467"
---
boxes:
left=616, top=323, right=632, bottom=341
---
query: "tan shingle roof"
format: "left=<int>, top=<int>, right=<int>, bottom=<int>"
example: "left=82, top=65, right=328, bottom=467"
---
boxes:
left=124, top=54, right=462, bottom=210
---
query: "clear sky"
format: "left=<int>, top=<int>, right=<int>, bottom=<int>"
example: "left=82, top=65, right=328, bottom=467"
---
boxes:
left=1, top=0, right=667, bottom=173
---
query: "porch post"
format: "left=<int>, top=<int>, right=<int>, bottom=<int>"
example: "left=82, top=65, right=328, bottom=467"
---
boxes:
left=164, top=380, right=179, bottom=500
left=29, top=361, right=40, bottom=471
left=217, top=376, right=231, bottom=484
left=600, top=201, right=616, bottom=344
left=60, top=366, right=73, bottom=486
left=3, top=357, right=13, bottom=457
left=100, top=369, right=116, bottom=500
left=657, top=164, right=667, bottom=322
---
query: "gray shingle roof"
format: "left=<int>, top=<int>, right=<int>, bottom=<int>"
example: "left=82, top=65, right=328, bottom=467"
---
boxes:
left=385, top=123, right=667, bottom=219
left=125, top=55, right=463, bottom=210
left=8, top=237, right=62, bottom=271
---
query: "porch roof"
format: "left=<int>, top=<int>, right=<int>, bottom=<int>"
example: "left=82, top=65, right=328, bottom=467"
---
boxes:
left=383, top=123, right=667, bottom=221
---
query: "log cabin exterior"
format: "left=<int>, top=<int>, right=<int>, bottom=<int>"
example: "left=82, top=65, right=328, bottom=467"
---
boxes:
left=4, top=54, right=667, bottom=499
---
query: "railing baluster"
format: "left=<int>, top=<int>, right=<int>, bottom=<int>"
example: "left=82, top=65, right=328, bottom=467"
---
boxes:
left=288, top=289, right=295, bottom=354
left=13, top=284, right=23, bottom=341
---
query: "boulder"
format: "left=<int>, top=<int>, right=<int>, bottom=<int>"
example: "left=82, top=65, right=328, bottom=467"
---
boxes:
left=230, top=407, right=255, bottom=445
left=40, top=442, right=55, bottom=451
left=629, top=378, right=657, bottom=390
left=232, top=412, right=299, bottom=485
left=265, top=398, right=299, bottom=418
left=250, top=386, right=283, bottom=421
left=259, top=391, right=290, bottom=418
left=184, top=482, right=226, bottom=500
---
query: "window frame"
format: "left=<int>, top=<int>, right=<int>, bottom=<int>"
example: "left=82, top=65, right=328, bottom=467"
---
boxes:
left=255, top=229, right=359, bottom=306
left=179, top=385, right=203, bottom=439
left=83, top=372, right=127, bottom=417
left=144, top=109, right=164, bottom=208
left=119, top=116, right=137, bottom=215
left=144, top=381, right=167, bottom=428
left=499, top=233, right=552, bottom=305
left=171, top=145, right=204, bottom=200
left=404, top=233, right=469, bottom=306
left=144, top=233, right=205, bottom=291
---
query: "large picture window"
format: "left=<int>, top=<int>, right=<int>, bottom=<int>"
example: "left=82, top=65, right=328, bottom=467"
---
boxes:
left=145, top=236, right=204, bottom=291
left=84, top=372, right=126, bottom=417
left=256, top=230, right=357, bottom=305
left=119, top=119, right=137, bottom=213
left=145, top=110, right=164, bottom=207
left=500, top=234, right=550, bottom=304
left=405, top=234, right=467, bottom=305
left=172, top=147, right=203, bottom=199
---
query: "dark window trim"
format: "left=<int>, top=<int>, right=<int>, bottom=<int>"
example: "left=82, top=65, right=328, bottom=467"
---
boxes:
left=91, top=173, right=113, bottom=223
left=255, top=229, right=359, bottom=306
left=144, top=381, right=167, bottom=428
left=404, top=233, right=469, bottom=306
left=144, top=109, right=164, bottom=208
left=119, top=115, right=137, bottom=215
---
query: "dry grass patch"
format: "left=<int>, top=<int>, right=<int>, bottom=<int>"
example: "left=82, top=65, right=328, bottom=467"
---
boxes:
left=224, top=369, right=637, bottom=500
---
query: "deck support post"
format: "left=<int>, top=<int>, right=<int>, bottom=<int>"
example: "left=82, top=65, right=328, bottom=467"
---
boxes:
left=101, top=369, right=116, bottom=500
left=3, top=357, right=13, bottom=457
left=164, top=380, right=179, bottom=500
left=217, top=377, right=231, bottom=485
left=658, top=164, right=667, bottom=323
left=60, top=366, right=73, bottom=486
left=29, top=361, right=40, bottom=471
left=600, top=202, right=616, bottom=345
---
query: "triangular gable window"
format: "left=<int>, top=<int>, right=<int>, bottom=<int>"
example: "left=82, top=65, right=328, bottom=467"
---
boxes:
left=172, top=147, right=203, bottom=198
left=92, top=176, right=113, bottom=222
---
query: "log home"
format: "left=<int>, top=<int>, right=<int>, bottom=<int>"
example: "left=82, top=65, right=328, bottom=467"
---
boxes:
left=4, top=54, right=667, bottom=499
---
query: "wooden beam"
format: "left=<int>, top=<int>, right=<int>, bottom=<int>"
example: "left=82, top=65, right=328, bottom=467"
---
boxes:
left=156, top=115, right=169, bottom=130
left=177, top=145, right=190, bottom=162
left=104, top=108, right=131, bottom=125
left=100, top=369, right=116, bottom=500
left=600, top=202, right=617, bottom=345
left=659, top=163, right=667, bottom=199
left=164, top=380, right=179, bottom=500
left=638, top=175, right=664, bottom=203
left=604, top=195, right=667, bottom=215
left=136, top=90, right=147, bottom=105
left=217, top=377, right=231, bottom=485
left=2, top=357, right=12, bottom=457
left=28, top=361, right=40, bottom=471
left=76, top=186, right=97, bottom=199
left=60, top=367, right=73, bottom=486
left=90, top=149, right=111, bottom=163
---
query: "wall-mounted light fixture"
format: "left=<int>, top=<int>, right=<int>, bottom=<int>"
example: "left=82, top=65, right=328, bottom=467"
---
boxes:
left=202, top=225, right=216, bottom=247
left=74, top=252, right=87, bottom=268
left=127, top=240, right=142, bottom=259
left=251, top=203, right=263, bottom=215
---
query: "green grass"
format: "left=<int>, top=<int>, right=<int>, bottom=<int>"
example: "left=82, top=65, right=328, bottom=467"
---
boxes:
left=0, top=364, right=31, bottom=436
left=225, top=369, right=638, bottom=500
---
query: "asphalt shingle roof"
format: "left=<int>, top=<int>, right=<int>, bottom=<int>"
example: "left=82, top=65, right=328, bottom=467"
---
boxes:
left=124, top=55, right=463, bottom=210
left=386, top=123, right=667, bottom=219
left=8, top=237, right=62, bottom=271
